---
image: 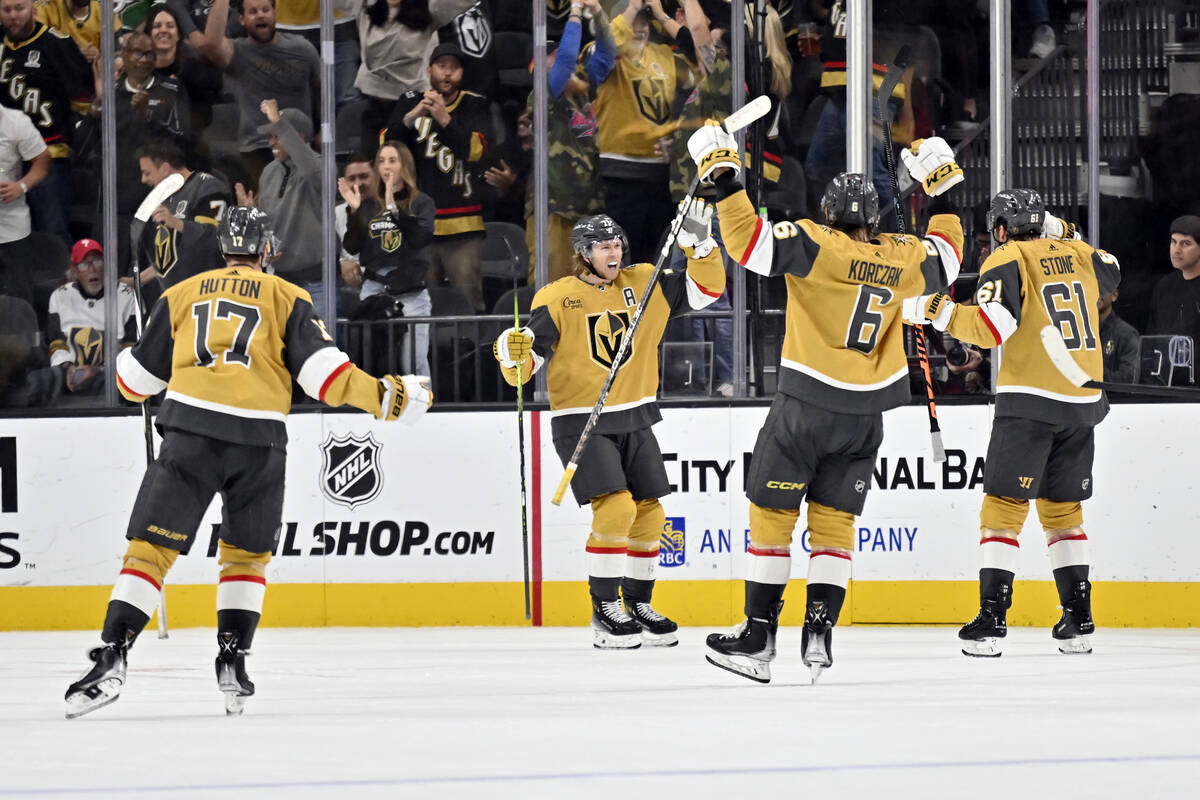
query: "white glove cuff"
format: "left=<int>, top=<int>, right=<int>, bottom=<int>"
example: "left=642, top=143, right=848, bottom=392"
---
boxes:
left=929, top=298, right=955, bottom=331
left=399, top=375, right=431, bottom=426
left=689, top=237, right=717, bottom=258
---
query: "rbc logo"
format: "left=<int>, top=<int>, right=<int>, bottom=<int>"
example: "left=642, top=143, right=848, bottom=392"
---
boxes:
left=660, top=518, right=685, bottom=568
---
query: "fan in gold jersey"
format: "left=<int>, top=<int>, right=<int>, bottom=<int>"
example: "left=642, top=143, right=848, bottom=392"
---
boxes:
left=689, top=121, right=965, bottom=684
left=904, top=188, right=1120, bottom=658
left=493, top=202, right=726, bottom=650
left=65, top=207, right=433, bottom=719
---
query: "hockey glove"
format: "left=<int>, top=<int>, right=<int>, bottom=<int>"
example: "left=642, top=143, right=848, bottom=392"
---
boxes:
left=493, top=327, right=534, bottom=368
left=378, top=374, right=433, bottom=425
left=1042, top=214, right=1082, bottom=241
left=687, top=120, right=741, bottom=184
left=900, top=137, right=964, bottom=197
left=902, top=293, right=955, bottom=331
left=675, top=197, right=717, bottom=258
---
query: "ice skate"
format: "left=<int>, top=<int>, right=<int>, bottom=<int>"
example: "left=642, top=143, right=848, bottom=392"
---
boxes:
left=591, top=597, right=642, bottom=649
left=959, top=599, right=1008, bottom=657
left=705, top=602, right=782, bottom=684
left=216, top=631, right=255, bottom=715
left=801, top=600, right=834, bottom=684
left=1052, top=580, right=1094, bottom=655
left=65, top=641, right=129, bottom=719
left=625, top=600, right=678, bottom=647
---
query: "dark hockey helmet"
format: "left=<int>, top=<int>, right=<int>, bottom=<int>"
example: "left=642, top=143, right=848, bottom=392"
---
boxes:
left=988, top=188, right=1045, bottom=236
left=218, top=206, right=275, bottom=258
left=571, top=214, right=629, bottom=262
left=820, top=173, right=880, bottom=231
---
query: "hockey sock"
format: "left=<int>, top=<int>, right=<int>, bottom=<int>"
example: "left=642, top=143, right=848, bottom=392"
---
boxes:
left=747, top=504, right=797, bottom=595
left=625, top=498, right=664, bottom=583
left=103, top=538, right=180, bottom=643
left=805, top=502, right=853, bottom=623
left=217, top=541, right=271, bottom=648
left=745, top=580, right=786, bottom=621
left=586, top=491, right=636, bottom=596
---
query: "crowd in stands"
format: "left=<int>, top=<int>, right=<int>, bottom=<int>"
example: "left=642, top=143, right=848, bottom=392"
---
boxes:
left=1, top=0, right=1199, bottom=410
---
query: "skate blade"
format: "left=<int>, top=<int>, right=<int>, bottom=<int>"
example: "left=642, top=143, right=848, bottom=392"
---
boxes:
left=223, top=692, right=246, bottom=716
left=808, top=663, right=826, bottom=685
left=705, top=648, right=772, bottom=684
left=592, top=626, right=642, bottom=649
left=639, top=630, right=679, bottom=647
left=1056, top=634, right=1092, bottom=654
left=961, top=637, right=1003, bottom=657
left=64, top=678, right=122, bottom=719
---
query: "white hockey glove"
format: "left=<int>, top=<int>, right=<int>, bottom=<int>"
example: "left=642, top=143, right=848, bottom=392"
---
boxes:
left=687, top=119, right=741, bottom=184
left=902, top=293, right=955, bottom=331
left=675, top=197, right=717, bottom=258
left=493, top=327, right=535, bottom=368
left=900, top=137, right=964, bottom=197
left=378, top=374, right=433, bottom=425
left=1041, top=214, right=1082, bottom=241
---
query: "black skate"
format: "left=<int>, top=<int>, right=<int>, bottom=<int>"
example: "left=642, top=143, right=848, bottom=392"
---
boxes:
left=801, top=601, right=834, bottom=684
left=705, top=602, right=782, bottom=684
left=959, top=599, right=1008, bottom=657
left=65, top=640, right=129, bottom=719
left=625, top=600, right=679, bottom=647
left=216, top=631, right=255, bottom=715
left=1052, top=580, right=1094, bottom=654
left=591, top=597, right=642, bottom=649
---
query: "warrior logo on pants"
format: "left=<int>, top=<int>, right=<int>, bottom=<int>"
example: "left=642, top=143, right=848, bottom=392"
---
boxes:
left=320, top=433, right=384, bottom=509
left=587, top=310, right=634, bottom=369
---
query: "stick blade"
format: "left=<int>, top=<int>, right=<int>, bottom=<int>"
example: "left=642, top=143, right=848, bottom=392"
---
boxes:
left=722, top=95, right=773, bottom=134
left=1040, top=325, right=1094, bottom=387
left=133, top=172, right=187, bottom=223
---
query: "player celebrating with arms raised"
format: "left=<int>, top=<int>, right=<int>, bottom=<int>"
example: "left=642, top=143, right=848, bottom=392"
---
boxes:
left=64, top=208, right=432, bottom=719
left=903, top=190, right=1120, bottom=657
left=692, top=125, right=964, bottom=683
left=493, top=207, right=725, bottom=649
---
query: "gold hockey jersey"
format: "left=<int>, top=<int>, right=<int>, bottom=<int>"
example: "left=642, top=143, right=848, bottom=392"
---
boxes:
left=116, top=267, right=385, bottom=446
left=511, top=250, right=725, bottom=439
left=716, top=175, right=963, bottom=413
left=942, top=237, right=1121, bottom=426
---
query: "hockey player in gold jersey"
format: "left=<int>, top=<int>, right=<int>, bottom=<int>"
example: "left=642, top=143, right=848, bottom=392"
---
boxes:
left=903, top=189, right=1121, bottom=657
left=691, top=124, right=964, bottom=683
left=493, top=207, right=725, bottom=649
left=65, top=208, right=433, bottom=719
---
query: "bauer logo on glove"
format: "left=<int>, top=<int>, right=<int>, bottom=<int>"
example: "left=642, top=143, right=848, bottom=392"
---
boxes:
left=900, top=136, right=964, bottom=197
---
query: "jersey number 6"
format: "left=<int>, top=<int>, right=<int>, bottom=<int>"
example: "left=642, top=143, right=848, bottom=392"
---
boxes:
left=846, top=285, right=894, bottom=355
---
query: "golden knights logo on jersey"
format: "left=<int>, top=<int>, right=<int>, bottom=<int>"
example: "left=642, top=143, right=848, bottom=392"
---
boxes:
left=632, top=64, right=671, bottom=125
left=660, top=517, right=685, bottom=567
left=70, top=327, right=104, bottom=365
left=320, top=433, right=384, bottom=510
left=546, top=0, right=572, bottom=20
left=587, top=310, right=634, bottom=369
left=369, top=219, right=402, bottom=253
left=154, top=225, right=180, bottom=276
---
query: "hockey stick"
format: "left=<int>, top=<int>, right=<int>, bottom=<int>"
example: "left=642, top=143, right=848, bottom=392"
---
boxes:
left=130, top=171, right=185, bottom=639
left=551, top=95, right=773, bottom=505
left=1040, top=326, right=1200, bottom=397
left=879, top=47, right=946, bottom=463
left=514, top=288, right=531, bottom=620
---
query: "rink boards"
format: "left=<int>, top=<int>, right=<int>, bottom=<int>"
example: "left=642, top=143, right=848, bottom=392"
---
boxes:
left=1, top=404, right=1196, bottom=629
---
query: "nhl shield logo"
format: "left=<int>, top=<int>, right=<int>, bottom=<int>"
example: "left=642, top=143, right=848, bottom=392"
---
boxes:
left=320, top=433, right=384, bottom=509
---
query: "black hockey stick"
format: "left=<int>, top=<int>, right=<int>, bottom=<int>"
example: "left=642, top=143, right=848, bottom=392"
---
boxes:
left=879, top=48, right=947, bottom=462
left=551, top=96, right=773, bottom=505
left=1041, top=326, right=1200, bottom=397
left=129, top=171, right=185, bottom=639
left=513, top=286, right=530, bottom=619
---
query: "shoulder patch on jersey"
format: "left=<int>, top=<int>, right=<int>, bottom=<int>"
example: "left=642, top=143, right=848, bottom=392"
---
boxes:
left=1096, top=248, right=1118, bottom=265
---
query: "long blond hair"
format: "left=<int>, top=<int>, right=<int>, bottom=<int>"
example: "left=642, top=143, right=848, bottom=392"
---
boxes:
left=374, top=140, right=420, bottom=213
left=745, top=5, right=792, bottom=98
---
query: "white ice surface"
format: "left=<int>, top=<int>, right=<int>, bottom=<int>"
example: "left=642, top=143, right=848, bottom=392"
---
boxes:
left=2, top=626, right=1198, bottom=799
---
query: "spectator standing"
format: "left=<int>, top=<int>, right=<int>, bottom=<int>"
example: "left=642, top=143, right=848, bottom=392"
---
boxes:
left=202, top=0, right=321, bottom=192
left=593, top=0, right=691, bottom=264
left=165, top=0, right=243, bottom=50
left=1146, top=215, right=1200, bottom=347
left=39, top=239, right=138, bottom=405
left=151, top=4, right=223, bottom=151
left=0, top=104, right=51, bottom=309
left=0, top=0, right=92, bottom=244
left=523, top=0, right=613, bottom=284
left=135, top=139, right=232, bottom=290
left=34, top=0, right=117, bottom=62
left=355, top=0, right=478, bottom=158
left=385, top=42, right=492, bottom=311
left=1097, top=289, right=1138, bottom=384
left=237, top=100, right=325, bottom=307
left=340, top=140, right=436, bottom=377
